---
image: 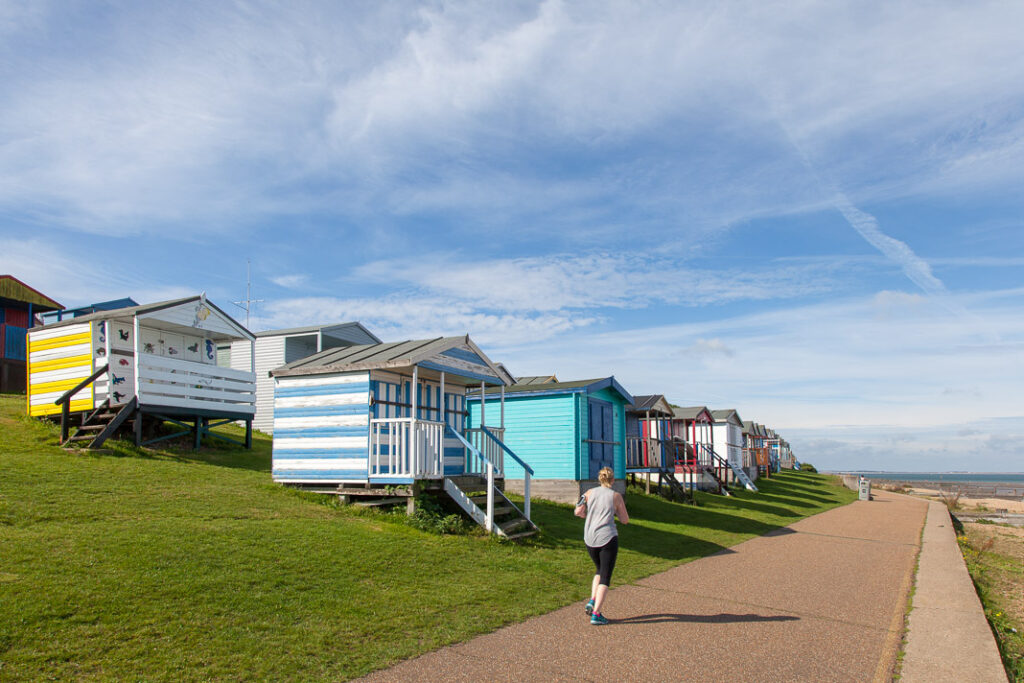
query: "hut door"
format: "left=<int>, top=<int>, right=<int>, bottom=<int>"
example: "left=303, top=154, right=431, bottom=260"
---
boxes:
left=587, top=398, right=615, bottom=480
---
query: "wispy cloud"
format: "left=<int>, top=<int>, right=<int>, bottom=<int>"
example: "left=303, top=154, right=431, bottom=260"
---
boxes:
left=270, top=274, right=309, bottom=289
left=1, top=1, right=1021, bottom=245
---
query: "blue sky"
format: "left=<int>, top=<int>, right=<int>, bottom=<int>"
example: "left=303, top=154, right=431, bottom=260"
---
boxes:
left=2, top=1, right=1022, bottom=471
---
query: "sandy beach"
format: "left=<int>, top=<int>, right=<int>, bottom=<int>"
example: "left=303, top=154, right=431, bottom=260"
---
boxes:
left=900, top=486, right=1024, bottom=513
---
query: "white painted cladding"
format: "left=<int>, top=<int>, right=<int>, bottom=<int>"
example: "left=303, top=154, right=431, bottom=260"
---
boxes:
left=139, top=300, right=245, bottom=339
left=711, top=422, right=743, bottom=466
left=231, top=336, right=284, bottom=433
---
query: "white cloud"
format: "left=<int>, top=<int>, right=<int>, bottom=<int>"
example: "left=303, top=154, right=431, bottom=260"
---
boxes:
left=1, top=1, right=1021, bottom=242
left=270, top=274, right=309, bottom=289
left=351, top=252, right=838, bottom=313
left=253, top=294, right=597, bottom=347
left=0, top=237, right=193, bottom=307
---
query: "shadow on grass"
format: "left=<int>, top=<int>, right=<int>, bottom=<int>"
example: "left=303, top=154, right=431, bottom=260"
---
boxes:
left=525, top=490, right=810, bottom=562
left=84, top=426, right=273, bottom=473
left=616, top=613, right=799, bottom=624
left=701, top=494, right=803, bottom=518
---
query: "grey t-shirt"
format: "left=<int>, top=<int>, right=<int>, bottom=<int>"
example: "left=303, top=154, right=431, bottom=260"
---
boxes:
left=584, top=486, right=618, bottom=548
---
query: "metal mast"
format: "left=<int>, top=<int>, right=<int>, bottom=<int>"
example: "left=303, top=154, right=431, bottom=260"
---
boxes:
left=232, top=259, right=263, bottom=328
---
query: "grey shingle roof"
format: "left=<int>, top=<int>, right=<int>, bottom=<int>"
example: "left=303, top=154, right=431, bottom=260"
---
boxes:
left=672, top=406, right=712, bottom=421
left=270, top=335, right=509, bottom=386
left=629, top=394, right=673, bottom=416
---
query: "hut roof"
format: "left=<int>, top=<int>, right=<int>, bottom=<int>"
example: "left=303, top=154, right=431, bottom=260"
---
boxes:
left=514, top=374, right=559, bottom=385
left=711, top=408, right=744, bottom=425
left=473, top=376, right=633, bottom=404
left=34, top=295, right=253, bottom=341
left=672, top=405, right=713, bottom=421
left=629, top=394, right=674, bottom=416
left=253, top=321, right=381, bottom=344
left=271, top=335, right=510, bottom=386
left=0, top=274, right=62, bottom=311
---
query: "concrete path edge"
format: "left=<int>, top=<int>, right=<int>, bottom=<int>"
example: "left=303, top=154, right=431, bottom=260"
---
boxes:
left=899, top=499, right=1008, bottom=683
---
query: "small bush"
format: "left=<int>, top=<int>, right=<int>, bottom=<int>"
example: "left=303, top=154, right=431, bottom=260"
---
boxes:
left=799, top=463, right=817, bottom=473
left=939, top=487, right=962, bottom=511
left=406, top=494, right=471, bottom=535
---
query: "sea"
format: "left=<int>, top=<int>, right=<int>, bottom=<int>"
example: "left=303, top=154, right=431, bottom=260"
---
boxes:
left=838, top=472, right=1024, bottom=485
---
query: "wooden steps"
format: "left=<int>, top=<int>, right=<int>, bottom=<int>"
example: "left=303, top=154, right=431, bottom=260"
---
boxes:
left=444, top=476, right=537, bottom=540
left=61, top=398, right=137, bottom=450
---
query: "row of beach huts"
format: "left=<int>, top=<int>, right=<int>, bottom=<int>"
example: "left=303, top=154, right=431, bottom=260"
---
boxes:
left=3, top=276, right=796, bottom=539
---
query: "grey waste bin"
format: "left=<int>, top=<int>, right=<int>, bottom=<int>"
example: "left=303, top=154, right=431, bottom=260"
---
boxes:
left=859, top=478, right=871, bottom=501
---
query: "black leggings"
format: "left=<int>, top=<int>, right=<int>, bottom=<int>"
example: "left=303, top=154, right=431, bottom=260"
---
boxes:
left=586, top=536, right=619, bottom=586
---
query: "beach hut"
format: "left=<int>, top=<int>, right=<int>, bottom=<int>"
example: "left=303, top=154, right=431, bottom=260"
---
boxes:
left=466, top=377, right=634, bottom=504
left=743, top=421, right=771, bottom=478
left=0, top=275, right=62, bottom=393
left=710, top=408, right=758, bottom=491
left=26, top=295, right=257, bottom=449
left=671, top=406, right=729, bottom=493
left=625, top=394, right=679, bottom=493
left=268, top=335, right=536, bottom=538
left=222, top=322, right=380, bottom=434
left=709, top=409, right=744, bottom=467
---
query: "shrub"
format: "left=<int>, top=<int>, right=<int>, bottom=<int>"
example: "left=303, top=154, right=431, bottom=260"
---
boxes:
left=406, top=494, right=471, bottom=535
left=939, top=487, right=962, bottom=511
left=800, top=463, right=817, bottom=473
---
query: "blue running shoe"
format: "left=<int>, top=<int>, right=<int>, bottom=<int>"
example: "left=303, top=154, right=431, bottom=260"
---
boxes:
left=590, top=612, right=609, bottom=626
left=585, top=599, right=595, bottom=616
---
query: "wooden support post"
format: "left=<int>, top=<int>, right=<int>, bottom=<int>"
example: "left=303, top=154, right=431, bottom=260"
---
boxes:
left=440, top=372, right=445, bottom=425
left=134, top=407, right=142, bottom=446
left=480, top=380, right=485, bottom=428
left=524, top=472, right=531, bottom=522
left=60, top=401, right=70, bottom=444
left=194, top=416, right=202, bottom=451
left=245, top=420, right=252, bottom=449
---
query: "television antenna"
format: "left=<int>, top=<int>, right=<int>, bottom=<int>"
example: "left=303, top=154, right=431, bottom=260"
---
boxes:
left=232, top=259, right=263, bottom=329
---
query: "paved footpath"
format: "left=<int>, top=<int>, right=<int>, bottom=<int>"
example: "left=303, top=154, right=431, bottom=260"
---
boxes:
left=359, top=490, right=935, bottom=682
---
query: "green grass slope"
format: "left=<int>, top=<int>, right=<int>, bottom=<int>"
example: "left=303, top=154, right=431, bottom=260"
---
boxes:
left=0, top=395, right=856, bottom=680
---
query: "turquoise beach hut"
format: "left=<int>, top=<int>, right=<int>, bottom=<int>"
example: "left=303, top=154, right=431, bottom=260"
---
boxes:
left=467, top=377, right=633, bottom=504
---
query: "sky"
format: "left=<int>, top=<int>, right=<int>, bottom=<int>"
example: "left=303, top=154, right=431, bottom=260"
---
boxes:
left=1, top=0, right=1022, bottom=472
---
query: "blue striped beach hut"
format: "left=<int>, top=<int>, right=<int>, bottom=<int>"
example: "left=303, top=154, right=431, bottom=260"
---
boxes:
left=269, top=336, right=537, bottom=538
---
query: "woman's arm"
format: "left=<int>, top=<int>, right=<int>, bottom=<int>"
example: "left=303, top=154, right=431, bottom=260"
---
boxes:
left=574, top=490, right=589, bottom=518
left=614, top=492, right=629, bottom=524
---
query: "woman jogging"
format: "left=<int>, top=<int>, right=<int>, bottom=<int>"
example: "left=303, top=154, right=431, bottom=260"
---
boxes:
left=574, top=466, right=629, bottom=625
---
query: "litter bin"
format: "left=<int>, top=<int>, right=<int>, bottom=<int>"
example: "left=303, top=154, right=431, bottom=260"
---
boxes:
left=859, top=477, right=871, bottom=501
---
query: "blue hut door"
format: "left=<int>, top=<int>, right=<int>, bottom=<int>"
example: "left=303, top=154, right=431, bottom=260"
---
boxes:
left=587, top=398, right=614, bottom=480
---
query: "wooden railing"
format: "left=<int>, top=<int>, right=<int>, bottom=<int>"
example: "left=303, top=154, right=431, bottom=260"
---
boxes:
left=54, top=364, right=108, bottom=444
left=137, top=354, right=256, bottom=414
left=626, top=436, right=675, bottom=470
left=369, top=418, right=445, bottom=479
left=448, top=425, right=534, bottom=530
left=465, top=426, right=504, bottom=476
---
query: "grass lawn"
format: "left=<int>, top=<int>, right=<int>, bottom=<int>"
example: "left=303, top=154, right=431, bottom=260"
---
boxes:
left=0, top=394, right=856, bottom=681
left=957, top=521, right=1024, bottom=681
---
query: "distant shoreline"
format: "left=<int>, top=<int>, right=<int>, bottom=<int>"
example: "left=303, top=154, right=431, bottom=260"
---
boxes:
left=827, top=471, right=1024, bottom=485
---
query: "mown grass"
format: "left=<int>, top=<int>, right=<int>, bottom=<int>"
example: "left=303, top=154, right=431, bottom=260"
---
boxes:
left=0, top=394, right=856, bottom=681
left=957, top=521, right=1024, bottom=681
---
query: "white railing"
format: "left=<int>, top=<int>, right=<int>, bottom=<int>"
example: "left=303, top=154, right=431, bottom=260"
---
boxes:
left=447, top=425, right=533, bottom=533
left=137, top=353, right=256, bottom=414
left=465, top=427, right=504, bottom=476
left=369, top=418, right=445, bottom=479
